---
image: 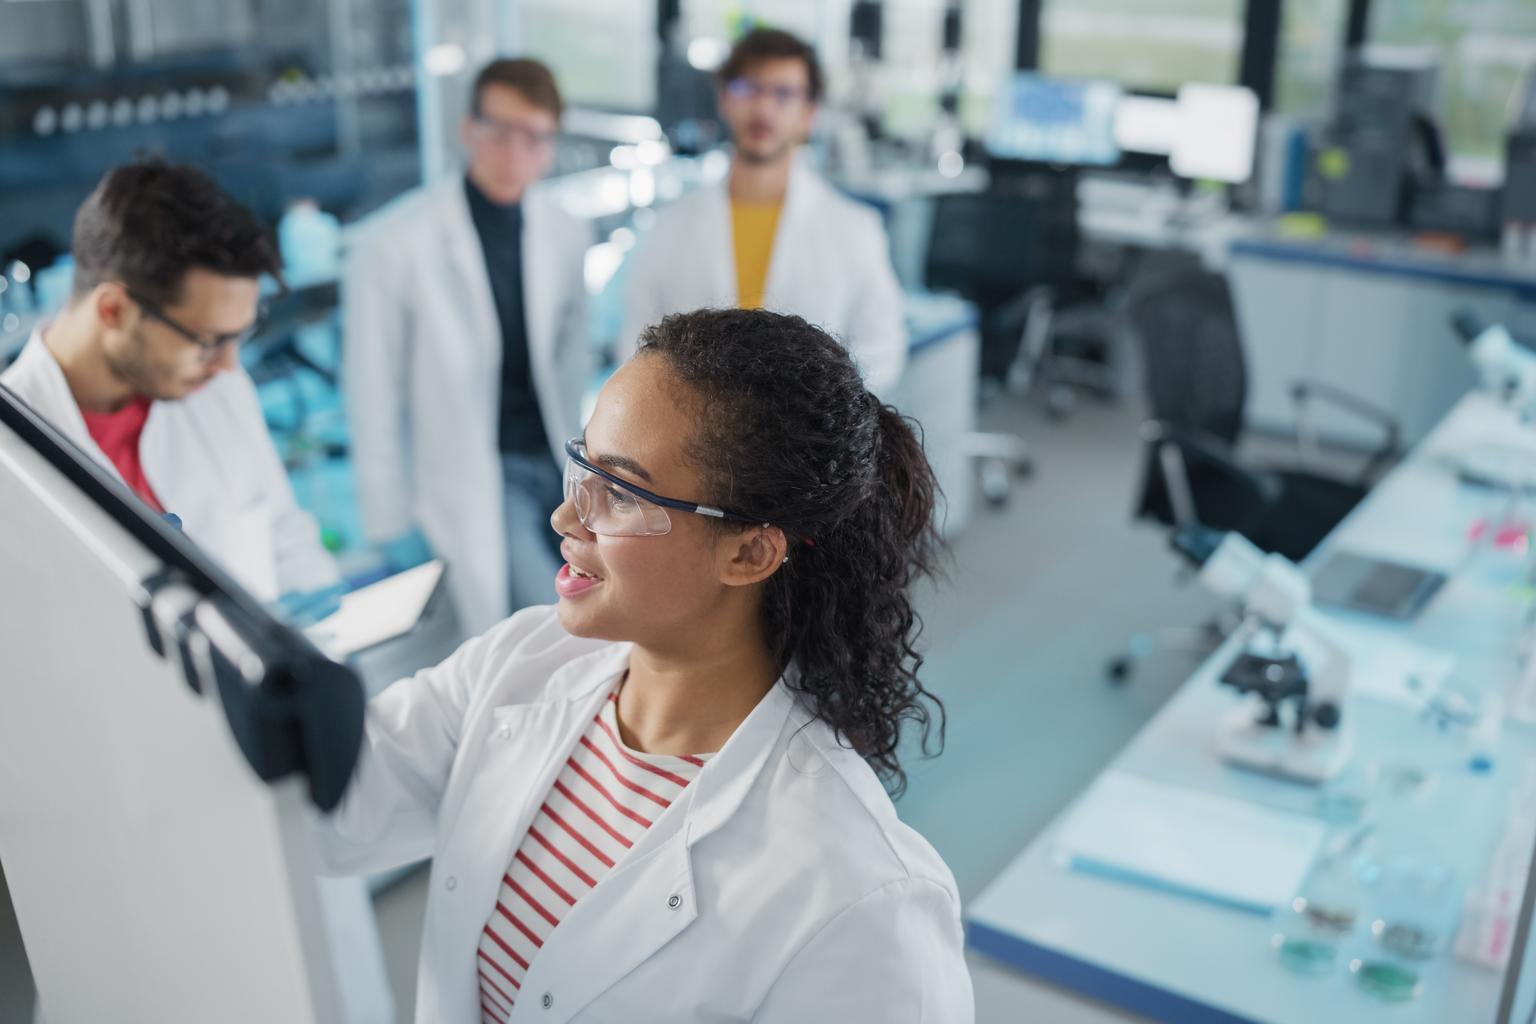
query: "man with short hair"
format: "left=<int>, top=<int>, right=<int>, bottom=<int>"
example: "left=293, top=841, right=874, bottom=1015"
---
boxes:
left=2, top=159, right=338, bottom=604
left=345, top=57, right=591, bottom=638
left=0, top=158, right=393, bottom=1024
left=620, top=27, right=907, bottom=392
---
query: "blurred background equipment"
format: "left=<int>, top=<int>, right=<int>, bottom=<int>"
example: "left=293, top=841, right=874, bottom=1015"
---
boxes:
left=5, top=2, right=1536, bottom=1022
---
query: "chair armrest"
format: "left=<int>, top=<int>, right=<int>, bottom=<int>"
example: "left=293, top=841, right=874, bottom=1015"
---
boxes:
left=1141, top=420, right=1280, bottom=527
left=1289, top=379, right=1401, bottom=483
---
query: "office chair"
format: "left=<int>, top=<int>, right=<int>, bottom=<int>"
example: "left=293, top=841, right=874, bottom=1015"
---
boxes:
left=1107, top=267, right=1400, bottom=682
left=923, top=189, right=1038, bottom=504
left=922, top=170, right=1113, bottom=503
left=927, top=165, right=1116, bottom=404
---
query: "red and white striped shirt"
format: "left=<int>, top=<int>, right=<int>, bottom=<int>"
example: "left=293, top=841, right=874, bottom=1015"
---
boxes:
left=475, top=689, right=710, bottom=1023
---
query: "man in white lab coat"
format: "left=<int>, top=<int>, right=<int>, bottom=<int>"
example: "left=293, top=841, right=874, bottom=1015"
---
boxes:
left=0, top=159, right=393, bottom=1024
left=1, top=160, right=339, bottom=605
left=344, top=58, right=591, bottom=639
left=620, top=27, right=907, bottom=393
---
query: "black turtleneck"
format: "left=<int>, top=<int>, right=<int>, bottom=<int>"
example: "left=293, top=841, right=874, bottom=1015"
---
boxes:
left=465, top=175, right=547, bottom=455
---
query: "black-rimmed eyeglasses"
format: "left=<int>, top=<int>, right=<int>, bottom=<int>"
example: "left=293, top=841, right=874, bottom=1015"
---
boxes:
left=128, top=289, right=266, bottom=360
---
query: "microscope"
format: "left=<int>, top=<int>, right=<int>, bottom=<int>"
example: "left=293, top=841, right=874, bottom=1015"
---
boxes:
left=1444, top=311, right=1536, bottom=492
left=1174, top=525, right=1353, bottom=784
left=1454, top=311, right=1536, bottom=420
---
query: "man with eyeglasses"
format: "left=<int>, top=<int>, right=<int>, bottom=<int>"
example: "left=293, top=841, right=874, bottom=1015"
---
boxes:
left=0, top=159, right=342, bottom=607
left=344, top=57, right=590, bottom=638
left=619, top=27, right=906, bottom=393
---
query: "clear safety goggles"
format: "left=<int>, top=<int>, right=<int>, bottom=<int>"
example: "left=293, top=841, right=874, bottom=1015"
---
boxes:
left=563, top=437, right=765, bottom=538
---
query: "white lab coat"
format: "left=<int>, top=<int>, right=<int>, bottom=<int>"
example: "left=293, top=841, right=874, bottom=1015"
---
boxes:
left=344, top=177, right=591, bottom=638
left=619, top=156, right=908, bottom=393
left=0, top=332, right=337, bottom=600
left=315, top=605, right=974, bottom=1023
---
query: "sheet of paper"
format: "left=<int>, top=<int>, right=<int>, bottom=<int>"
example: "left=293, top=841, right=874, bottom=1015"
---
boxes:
left=1052, top=771, right=1326, bottom=915
left=306, top=560, right=444, bottom=659
left=1343, top=635, right=1456, bottom=710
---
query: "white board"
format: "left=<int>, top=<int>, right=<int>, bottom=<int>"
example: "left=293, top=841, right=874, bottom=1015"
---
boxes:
left=0, top=388, right=356, bottom=1022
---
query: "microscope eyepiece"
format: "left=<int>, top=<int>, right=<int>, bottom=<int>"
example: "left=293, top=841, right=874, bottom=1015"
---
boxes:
left=1170, top=523, right=1224, bottom=568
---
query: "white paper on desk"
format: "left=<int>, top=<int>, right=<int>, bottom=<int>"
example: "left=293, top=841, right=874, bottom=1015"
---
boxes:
left=1341, top=636, right=1455, bottom=710
left=1053, top=772, right=1325, bottom=916
left=1277, top=628, right=1454, bottom=711
left=305, top=560, right=444, bottom=659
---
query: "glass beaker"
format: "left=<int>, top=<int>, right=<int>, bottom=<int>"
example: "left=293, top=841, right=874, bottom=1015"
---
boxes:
left=1273, top=826, right=1374, bottom=976
left=1348, top=856, right=1459, bottom=1004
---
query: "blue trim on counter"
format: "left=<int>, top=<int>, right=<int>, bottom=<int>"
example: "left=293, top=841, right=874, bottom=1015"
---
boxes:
left=907, top=311, right=979, bottom=356
left=1229, top=238, right=1536, bottom=301
left=966, top=919, right=1258, bottom=1024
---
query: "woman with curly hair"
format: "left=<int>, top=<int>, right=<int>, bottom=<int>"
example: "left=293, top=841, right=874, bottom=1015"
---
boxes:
left=317, top=307, right=973, bottom=1022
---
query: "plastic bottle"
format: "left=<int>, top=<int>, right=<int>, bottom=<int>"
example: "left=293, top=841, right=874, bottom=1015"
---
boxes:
left=277, top=199, right=341, bottom=285
left=1455, top=766, right=1536, bottom=968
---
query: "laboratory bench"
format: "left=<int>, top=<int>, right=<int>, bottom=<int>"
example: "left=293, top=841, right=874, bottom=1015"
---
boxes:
left=967, top=391, right=1536, bottom=1023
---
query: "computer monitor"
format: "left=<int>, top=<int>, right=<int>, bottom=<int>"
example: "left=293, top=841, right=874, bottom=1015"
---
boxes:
left=925, top=186, right=1078, bottom=296
left=985, top=73, right=1122, bottom=166
left=1113, top=93, right=1181, bottom=157
left=1169, top=82, right=1259, bottom=184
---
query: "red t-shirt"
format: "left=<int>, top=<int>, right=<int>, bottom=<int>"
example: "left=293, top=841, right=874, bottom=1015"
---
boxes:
left=80, top=397, right=165, bottom=513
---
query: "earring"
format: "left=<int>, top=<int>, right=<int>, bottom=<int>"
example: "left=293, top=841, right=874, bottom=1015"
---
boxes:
left=781, top=556, right=789, bottom=565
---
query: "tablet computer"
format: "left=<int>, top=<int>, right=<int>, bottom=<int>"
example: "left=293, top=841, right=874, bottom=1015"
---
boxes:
left=306, top=559, right=445, bottom=659
left=1310, top=552, right=1447, bottom=621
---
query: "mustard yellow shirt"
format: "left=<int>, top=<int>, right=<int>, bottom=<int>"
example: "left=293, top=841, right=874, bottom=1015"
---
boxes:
left=730, top=200, right=783, bottom=310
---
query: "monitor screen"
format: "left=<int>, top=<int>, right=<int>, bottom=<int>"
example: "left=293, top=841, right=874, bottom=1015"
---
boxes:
left=1169, top=82, right=1259, bottom=184
left=986, top=73, right=1122, bottom=166
left=1113, top=94, right=1181, bottom=157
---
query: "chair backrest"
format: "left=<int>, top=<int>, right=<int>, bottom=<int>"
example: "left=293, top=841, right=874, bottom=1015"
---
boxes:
left=923, top=170, right=1080, bottom=299
left=1124, top=267, right=1247, bottom=444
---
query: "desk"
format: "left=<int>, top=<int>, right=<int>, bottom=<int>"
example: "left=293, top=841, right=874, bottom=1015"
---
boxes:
left=1232, top=234, right=1536, bottom=302
left=1075, top=175, right=1253, bottom=270
left=854, top=167, right=1253, bottom=291
left=1230, top=231, right=1536, bottom=450
left=1067, top=178, right=1536, bottom=453
left=824, top=156, right=1536, bottom=453
left=967, top=393, right=1536, bottom=1023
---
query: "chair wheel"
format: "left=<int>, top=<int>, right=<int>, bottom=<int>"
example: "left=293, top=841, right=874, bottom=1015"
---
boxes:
left=1106, top=656, right=1133, bottom=684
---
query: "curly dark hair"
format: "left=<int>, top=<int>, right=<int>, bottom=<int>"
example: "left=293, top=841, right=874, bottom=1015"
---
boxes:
left=638, top=308, right=944, bottom=796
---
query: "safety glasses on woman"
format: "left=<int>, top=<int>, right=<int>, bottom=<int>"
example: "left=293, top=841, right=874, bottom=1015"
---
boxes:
left=563, top=436, right=769, bottom=537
